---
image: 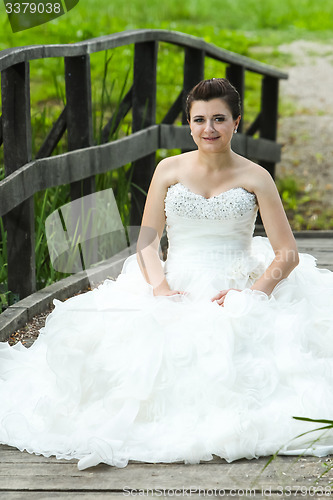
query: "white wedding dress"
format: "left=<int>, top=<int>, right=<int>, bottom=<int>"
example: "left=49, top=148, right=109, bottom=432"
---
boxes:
left=1, top=182, right=333, bottom=470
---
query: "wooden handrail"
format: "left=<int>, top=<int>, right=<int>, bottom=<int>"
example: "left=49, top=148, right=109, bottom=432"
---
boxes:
left=0, top=125, right=281, bottom=218
left=0, top=29, right=288, bottom=79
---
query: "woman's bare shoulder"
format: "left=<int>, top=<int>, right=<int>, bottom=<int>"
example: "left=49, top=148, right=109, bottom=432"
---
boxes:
left=237, top=158, right=276, bottom=193
left=154, top=152, right=193, bottom=188
left=250, top=163, right=276, bottom=191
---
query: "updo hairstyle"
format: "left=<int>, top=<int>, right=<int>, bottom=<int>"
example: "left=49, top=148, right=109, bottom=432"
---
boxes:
left=185, top=78, right=241, bottom=121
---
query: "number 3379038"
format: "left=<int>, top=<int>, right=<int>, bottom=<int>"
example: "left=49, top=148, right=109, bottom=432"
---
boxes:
left=5, top=3, right=62, bottom=14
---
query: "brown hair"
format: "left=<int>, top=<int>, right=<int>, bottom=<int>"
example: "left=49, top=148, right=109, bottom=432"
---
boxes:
left=185, top=78, right=241, bottom=121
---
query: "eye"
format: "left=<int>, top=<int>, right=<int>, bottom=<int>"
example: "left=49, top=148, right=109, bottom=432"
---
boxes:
left=215, top=117, right=225, bottom=122
left=193, top=118, right=204, bottom=123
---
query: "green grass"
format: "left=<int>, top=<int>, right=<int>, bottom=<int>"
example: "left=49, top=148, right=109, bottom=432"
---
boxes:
left=276, top=176, right=333, bottom=230
left=2, top=0, right=333, bottom=51
left=2, top=0, right=331, bottom=130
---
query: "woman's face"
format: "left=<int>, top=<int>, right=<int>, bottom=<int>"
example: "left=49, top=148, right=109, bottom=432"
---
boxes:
left=188, top=98, right=240, bottom=153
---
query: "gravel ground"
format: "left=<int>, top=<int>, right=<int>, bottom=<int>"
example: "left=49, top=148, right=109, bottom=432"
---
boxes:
left=7, top=309, right=54, bottom=348
left=277, top=39, right=333, bottom=205
left=6, top=39, right=333, bottom=347
left=7, top=289, right=91, bottom=348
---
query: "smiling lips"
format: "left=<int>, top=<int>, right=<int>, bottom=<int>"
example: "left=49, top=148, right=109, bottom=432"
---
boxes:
left=202, top=136, right=220, bottom=141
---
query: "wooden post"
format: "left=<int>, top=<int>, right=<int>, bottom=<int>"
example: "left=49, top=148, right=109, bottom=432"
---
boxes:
left=226, top=64, right=245, bottom=133
left=65, top=55, right=95, bottom=201
left=260, top=76, right=279, bottom=179
left=131, top=41, right=158, bottom=227
left=182, top=47, right=205, bottom=125
left=1, top=62, right=36, bottom=300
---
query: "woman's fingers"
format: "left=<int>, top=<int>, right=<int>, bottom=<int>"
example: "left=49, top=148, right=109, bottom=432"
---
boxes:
left=211, top=288, right=242, bottom=306
left=166, top=290, right=186, bottom=296
left=216, top=295, right=226, bottom=306
left=211, top=290, right=229, bottom=302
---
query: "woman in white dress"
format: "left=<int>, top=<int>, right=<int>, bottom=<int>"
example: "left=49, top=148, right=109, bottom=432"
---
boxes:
left=0, top=78, right=333, bottom=470
left=138, top=77, right=299, bottom=301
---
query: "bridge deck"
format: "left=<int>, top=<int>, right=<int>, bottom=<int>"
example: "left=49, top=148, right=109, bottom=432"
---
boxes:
left=295, top=236, right=333, bottom=271
left=0, top=235, right=332, bottom=498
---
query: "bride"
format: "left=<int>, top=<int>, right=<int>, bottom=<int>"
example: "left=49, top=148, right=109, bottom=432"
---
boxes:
left=0, top=78, right=333, bottom=471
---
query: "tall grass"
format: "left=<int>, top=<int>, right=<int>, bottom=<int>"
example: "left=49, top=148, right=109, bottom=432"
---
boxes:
left=0, top=51, right=135, bottom=310
left=1, top=0, right=333, bottom=52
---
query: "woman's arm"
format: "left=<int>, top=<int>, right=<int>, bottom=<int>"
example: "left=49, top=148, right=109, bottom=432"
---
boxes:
left=250, top=167, right=299, bottom=296
left=136, top=158, right=184, bottom=296
left=212, top=165, right=299, bottom=306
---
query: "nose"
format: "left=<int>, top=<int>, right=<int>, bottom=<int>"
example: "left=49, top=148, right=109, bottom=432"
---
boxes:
left=204, top=119, right=215, bottom=133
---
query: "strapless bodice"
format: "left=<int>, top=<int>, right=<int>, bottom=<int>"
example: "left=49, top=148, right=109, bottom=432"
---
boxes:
left=163, top=183, right=259, bottom=272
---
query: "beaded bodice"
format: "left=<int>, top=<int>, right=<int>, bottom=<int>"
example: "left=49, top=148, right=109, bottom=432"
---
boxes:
left=163, top=182, right=260, bottom=274
left=164, top=182, right=258, bottom=221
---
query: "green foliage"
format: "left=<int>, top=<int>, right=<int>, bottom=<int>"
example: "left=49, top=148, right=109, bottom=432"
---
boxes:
left=34, top=186, right=72, bottom=289
left=1, top=0, right=333, bottom=52
left=276, top=175, right=333, bottom=230
left=0, top=50, right=135, bottom=307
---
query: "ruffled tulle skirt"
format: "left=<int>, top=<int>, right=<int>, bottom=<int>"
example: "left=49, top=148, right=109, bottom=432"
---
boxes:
left=0, top=236, right=333, bottom=470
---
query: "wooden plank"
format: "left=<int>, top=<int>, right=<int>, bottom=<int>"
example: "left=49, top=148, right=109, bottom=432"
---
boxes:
left=246, top=136, right=281, bottom=163
left=131, top=41, right=158, bottom=226
left=182, top=47, right=205, bottom=125
left=0, top=30, right=288, bottom=80
left=0, top=495, right=119, bottom=499
left=294, top=231, right=333, bottom=239
left=159, top=125, right=280, bottom=165
left=1, top=61, right=36, bottom=300
left=0, top=305, right=28, bottom=341
left=290, top=237, right=333, bottom=270
left=231, top=133, right=248, bottom=157
left=0, top=495, right=329, bottom=500
left=159, top=124, right=196, bottom=150
left=35, top=106, right=67, bottom=159
left=260, top=76, right=279, bottom=142
left=260, top=76, right=279, bottom=179
left=296, top=238, right=333, bottom=249
left=226, top=64, right=245, bottom=133
left=254, top=235, right=333, bottom=269
left=1, top=493, right=332, bottom=500
left=0, top=126, right=160, bottom=218
left=0, top=127, right=283, bottom=218
left=65, top=54, right=95, bottom=200
left=0, top=454, right=331, bottom=490
left=246, top=112, right=261, bottom=137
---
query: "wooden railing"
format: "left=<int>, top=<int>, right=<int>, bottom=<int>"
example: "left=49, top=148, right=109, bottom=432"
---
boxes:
left=0, top=29, right=288, bottom=301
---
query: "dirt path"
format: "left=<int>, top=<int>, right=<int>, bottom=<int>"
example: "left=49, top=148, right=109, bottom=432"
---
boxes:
left=276, top=39, right=333, bottom=206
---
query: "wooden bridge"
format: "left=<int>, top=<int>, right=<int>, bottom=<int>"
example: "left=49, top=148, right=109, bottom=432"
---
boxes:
left=0, top=28, right=287, bottom=304
left=0, top=442, right=332, bottom=498
left=0, top=29, right=332, bottom=498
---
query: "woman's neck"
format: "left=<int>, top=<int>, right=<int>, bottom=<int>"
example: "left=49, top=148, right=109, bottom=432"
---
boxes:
left=196, top=148, right=237, bottom=173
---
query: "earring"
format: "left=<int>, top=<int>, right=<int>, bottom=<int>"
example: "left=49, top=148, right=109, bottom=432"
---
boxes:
left=234, top=129, right=238, bottom=134
left=190, top=131, right=193, bottom=136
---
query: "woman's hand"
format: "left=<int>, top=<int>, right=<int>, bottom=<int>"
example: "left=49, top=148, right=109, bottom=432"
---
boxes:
left=153, top=283, right=186, bottom=297
left=211, top=288, right=242, bottom=307
left=154, top=290, right=186, bottom=297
